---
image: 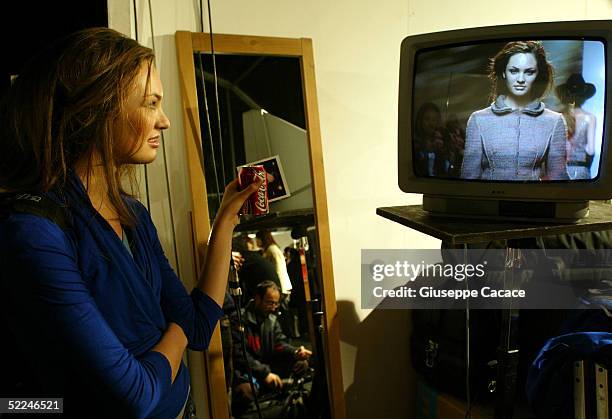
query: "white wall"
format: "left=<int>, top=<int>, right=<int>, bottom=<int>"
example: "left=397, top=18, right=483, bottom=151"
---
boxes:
left=109, top=1, right=612, bottom=417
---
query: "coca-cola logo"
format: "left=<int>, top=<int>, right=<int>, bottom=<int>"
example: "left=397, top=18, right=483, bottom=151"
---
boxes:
left=255, top=171, right=267, bottom=211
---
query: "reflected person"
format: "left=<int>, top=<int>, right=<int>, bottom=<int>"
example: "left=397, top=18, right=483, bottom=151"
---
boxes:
left=231, top=281, right=311, bottom=413
left=461, top=41, right=568, bottom=181
left=556, top=73, right=597, bottom=180
left=414, top=102, right=445, bottom=177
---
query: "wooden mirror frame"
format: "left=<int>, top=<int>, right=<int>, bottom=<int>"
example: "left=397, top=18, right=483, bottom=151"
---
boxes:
left=175, top=31, right=345, bottom=419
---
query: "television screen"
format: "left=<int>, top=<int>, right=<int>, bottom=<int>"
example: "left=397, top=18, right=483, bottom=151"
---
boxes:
left=411, top=39, right=605, bottom=183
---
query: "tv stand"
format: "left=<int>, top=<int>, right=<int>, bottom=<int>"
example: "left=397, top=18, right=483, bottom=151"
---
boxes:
left=423, top=195, right=589, bottom=223
left=377, top=201, right=612, bottom=419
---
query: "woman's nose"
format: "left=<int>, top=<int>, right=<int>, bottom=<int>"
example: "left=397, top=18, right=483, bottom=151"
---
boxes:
left=157, top=109, right=171, bottom=130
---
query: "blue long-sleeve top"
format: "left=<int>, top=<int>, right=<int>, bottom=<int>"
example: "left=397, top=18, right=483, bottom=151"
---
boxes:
left=0, top=172, right=223, bottom=418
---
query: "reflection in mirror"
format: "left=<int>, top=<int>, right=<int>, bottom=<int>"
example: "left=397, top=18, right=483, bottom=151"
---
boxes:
left=195, top=54, right=311, bottom=220
left=194, top=52, right=330, bottom=418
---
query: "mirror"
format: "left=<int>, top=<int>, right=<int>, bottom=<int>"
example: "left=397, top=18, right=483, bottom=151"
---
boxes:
left=176, top=32, right=345, bottom=419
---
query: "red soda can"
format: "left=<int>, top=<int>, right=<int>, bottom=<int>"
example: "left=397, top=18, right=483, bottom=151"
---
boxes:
left=238, top=165, right=269, bottom=215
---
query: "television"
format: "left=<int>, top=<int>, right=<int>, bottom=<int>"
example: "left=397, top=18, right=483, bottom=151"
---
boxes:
left=398, top=20, right=612, bottom=222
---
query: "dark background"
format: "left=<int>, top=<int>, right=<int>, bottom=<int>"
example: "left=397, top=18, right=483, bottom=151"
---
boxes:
left=1, top=0, right=108, bottom=101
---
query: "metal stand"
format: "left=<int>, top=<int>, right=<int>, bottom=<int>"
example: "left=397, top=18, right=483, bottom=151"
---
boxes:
left=376, top=202, right=612, bottom=419
left=595, top=363, right=609, bottom=419
left=463, top=241, right=522, bottom=419
left=494, top=242, right=521, bottom=419
left=574, top=360, right=610, bottom=419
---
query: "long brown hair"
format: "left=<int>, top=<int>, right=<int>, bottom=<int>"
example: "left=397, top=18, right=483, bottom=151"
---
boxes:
left=487, top=41, right=554, bottom=104
left=256, top=230, right=278, bottom=249
left=0, top=28, right=154, bottom=225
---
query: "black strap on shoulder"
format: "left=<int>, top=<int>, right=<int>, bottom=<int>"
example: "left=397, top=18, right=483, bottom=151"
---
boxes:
left=1, top=193, right=71, bottom=231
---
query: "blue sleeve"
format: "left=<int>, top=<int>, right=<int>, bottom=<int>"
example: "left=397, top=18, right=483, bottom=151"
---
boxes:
left=3, top=215, right=173, bottom=419
left=136, top=203, right=223, bottom=351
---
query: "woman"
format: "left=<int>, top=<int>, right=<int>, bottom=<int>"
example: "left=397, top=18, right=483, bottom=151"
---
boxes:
left=0, top=28, right=259, bottom=418
left=413, top=102, right=446, bottom=177
left=461, top=41, right=568, bottom=181
left=556, top=73, right=597, bottom=180
left=256, top=230, right=292, bottom=296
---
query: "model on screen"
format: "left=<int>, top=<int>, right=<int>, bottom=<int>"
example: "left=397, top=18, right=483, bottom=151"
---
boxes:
left=461, top=41, right=568, bottom=181
left=556, top=73, right=597, bottom=180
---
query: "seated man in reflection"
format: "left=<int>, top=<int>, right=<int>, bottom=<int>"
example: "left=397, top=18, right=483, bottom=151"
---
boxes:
left=231, top=281, right=311, bottom=410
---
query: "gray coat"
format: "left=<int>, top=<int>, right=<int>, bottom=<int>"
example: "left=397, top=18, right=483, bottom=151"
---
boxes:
left=461, top=96, right=569, bottom=181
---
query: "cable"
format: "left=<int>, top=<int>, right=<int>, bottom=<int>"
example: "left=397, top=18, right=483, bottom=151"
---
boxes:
left=132, top=0, right=151, bottom=212
left=463, top=243, right=472, bottom=419
left=229, top=260, right=263, bottom=419
left=146, top=0, right=156, bottom=53
left=197, top=0, right=205, bottom=33
left=195, top=54, right=222, bottom=210
left=205, top=0, right=227, bottom=187
left=197, top=2, right=262, bottom=417
left=197, top=0, right=223, bottom=211
left=132, top=0, right=138, bottom=41
left=145, top=0, right=182, bottom=278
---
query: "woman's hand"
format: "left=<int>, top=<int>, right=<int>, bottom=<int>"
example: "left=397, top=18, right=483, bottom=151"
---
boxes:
left=214, top=178, right=263, bottom=228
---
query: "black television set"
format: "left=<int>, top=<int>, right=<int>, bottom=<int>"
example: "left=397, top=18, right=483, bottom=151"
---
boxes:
left=398, top=20, right=612, bottom=222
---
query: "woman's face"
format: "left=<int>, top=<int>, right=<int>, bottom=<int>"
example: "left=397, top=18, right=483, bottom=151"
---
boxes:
left=503, top=53, right=538, bottom=99
left=117, top=64, right=170, bottom=164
